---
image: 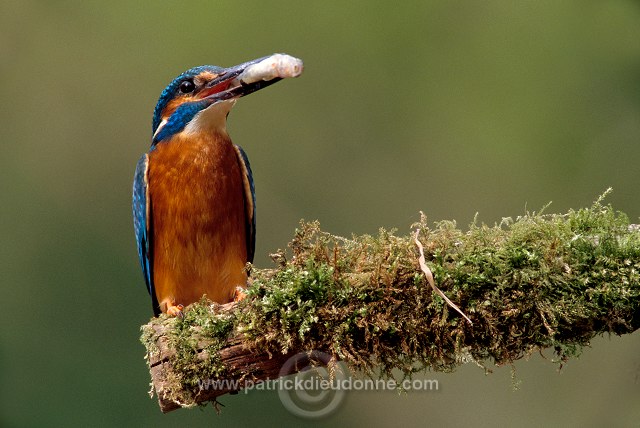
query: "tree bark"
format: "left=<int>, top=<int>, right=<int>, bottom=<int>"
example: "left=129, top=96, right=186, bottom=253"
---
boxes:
left=147, top=318, right=296, bottom=413
left=141, top=202, right=640, bottom=413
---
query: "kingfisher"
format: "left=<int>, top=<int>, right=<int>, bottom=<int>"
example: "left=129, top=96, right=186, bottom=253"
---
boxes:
left=133, top=54, right=303, bottom=316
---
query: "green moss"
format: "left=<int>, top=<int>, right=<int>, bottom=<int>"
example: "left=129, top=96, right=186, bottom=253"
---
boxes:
left=169, top=300, right=235, bottom=385
left=142, top=298, right=236, bottom=406
left=141, top=191, right=640, bottom=407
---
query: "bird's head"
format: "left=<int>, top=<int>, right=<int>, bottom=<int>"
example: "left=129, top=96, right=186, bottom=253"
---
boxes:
left=150, top=54, right=303, bottom=145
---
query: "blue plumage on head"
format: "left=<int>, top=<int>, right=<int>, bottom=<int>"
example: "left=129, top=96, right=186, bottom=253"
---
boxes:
left=151, top=65, right=224, bottom=136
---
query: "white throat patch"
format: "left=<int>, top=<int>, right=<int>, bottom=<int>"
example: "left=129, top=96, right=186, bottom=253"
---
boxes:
left=182, top=99, right=237, bottom=137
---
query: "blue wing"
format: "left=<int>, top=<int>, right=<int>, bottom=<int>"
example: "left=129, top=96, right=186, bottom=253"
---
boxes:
left=132, top=154, right=159, bottom=315
left=234, top=145, right=256, bottom=263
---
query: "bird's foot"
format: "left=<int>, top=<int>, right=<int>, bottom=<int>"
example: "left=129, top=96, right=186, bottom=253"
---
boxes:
left=166, top=304, right=184, bottom=317
left=233, top=286, right=247, bottom=302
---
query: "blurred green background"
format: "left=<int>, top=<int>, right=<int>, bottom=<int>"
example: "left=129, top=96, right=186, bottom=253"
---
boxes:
left=1, top=0, right=639, bottom=426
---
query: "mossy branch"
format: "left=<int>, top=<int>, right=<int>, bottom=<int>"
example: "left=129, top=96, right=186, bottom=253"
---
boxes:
left=141, top=191, right=640, bottom=412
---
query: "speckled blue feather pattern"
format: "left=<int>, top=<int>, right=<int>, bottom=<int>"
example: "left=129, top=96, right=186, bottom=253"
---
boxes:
left=132, top=154, right=157, bottom=308
left=151, top=65, right=223, bottom=135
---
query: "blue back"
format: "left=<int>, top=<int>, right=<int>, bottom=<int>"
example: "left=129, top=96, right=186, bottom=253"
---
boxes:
left=132, top=154, right=160, bottom=314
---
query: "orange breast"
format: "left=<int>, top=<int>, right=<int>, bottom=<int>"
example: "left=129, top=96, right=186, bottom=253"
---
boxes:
left=148, top=132, right=248, bottom=312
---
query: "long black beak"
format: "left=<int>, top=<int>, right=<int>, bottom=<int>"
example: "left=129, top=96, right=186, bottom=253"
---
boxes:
left=200, top=54, right=303, bottom=104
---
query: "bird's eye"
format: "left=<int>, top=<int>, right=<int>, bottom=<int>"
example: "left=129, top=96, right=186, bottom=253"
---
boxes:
left=179, top=79, right=195, bottom=94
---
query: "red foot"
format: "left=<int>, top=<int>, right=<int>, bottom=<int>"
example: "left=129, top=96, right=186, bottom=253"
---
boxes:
left=166, top=304, right=184, bottom=317
left=233, top=287, right=247, bottom=302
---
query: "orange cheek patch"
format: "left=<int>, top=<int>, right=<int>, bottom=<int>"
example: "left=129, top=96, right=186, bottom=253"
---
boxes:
left=197, top=71, right=219, bottom=82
